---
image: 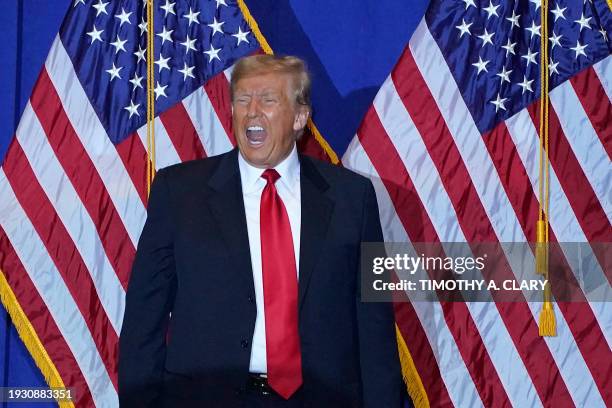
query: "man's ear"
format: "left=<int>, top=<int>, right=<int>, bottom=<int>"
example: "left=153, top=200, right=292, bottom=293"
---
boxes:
left=293, top=106, right=310, bottom=132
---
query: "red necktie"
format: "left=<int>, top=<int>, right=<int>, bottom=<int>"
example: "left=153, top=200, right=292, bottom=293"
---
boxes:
left=260, top=169, right=302, bottom=399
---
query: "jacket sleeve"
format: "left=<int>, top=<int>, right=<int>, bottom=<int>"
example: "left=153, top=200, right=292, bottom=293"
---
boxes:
left=119, top=168, right=177, bottom=407
left=357, top=179, right=403, bottom=407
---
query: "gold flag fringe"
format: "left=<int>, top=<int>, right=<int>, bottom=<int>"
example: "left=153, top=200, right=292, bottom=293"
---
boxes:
left=396, top=325, right=430, bottom=408
left=0, top=270, right=75, bottom=407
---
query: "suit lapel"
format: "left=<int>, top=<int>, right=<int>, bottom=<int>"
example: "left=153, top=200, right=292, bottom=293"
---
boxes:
left=298, top=156, right=334, bottom=310
left=206, top=149, right=255, bottom=298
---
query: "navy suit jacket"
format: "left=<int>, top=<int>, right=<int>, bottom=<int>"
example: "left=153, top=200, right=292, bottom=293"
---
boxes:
left=118, top=149, right=402, bottom=407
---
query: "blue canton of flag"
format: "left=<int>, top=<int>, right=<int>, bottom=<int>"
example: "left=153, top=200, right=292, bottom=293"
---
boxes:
left=426, top=0, right=612, bottom=132
left=61, top=0, right=258, bottom=144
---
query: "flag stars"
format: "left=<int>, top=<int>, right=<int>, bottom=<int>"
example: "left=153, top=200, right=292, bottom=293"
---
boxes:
left=526, top=21, right=541, bottom=39
left=73, top=0, right=85, bottom=6
left=154, top=81, right=168, bottom=100
left=105, top=62, right=122, bottom=81
left=160, top=0, right=176, bottom=16
left=134, top=45, right=146, bottom=63
left=208, top=17, right=225, bottom=36
left=92, top=0, right=109, bottom=16
left=110, top=35, right=127, bottom=54
left=87, top=25, right=104, bottom=44
left=233, top=27, right=250, bottom=45
left=490, top=93, right=507, bottom=112
left=551, top=5, right=567, bottom=21
left=180, top=35, right=198, bottom=54
left=160, top=0, right=176, bottom=17
left=477, top=29, right=495, bottom=47
left=124, top=100, right=140, bottom=118
left=462, top=0, right=476, bottom=9
left=574, top=13, right=592, bottom=32
left=115, top=8, right=132, bottom=26
left=549, top=32, right=562, bottom=49
left=183, top=8, right=200, bottom=26
left=521, top=48, right=538, bottom=66
left=179, top=62, right=196, bottom=80
left=496, top=66, right=512, bottom=84
left=600, top=29, right=608, bottom=42
left=157, top=26, right=174, bottom=45
left=155, top=53, right=171, bottom=72
left=215, top=0, right=228, bottom=8
left=549, top=59, right=560, bottom=75
left=570, top=40, right=588, bottom=58
left=483, top=1, right=500, bottom=19
left=517, top=75, right=534, bottom=94
left=204, top=44, right=221, bottom=62
left=501, top=39, right=516, bottom=56
left=138, top=18, right=148, bottom=35
left=472, top=56, right=490, bottom=75
left=456, top=19, right=473, bottom=38
left=129, top=72, right=144, bottom=89
left=506, top=10, right=520, bottom=28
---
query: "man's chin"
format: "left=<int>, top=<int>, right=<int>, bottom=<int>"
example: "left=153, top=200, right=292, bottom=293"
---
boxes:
left=239, top=149, right=272, bottom=169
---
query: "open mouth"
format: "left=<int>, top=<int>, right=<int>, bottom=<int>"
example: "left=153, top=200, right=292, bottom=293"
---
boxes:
left=246, top=126, right=267, bottom=147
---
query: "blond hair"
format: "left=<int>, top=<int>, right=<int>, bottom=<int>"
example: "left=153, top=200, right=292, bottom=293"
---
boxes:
left=230, top=54, right=311, bottom=109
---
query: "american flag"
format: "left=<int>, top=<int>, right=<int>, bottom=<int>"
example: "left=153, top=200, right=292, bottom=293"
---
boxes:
left=342, top=0, right=611, bottom=406
left=1, top=0, right=610, bottom=408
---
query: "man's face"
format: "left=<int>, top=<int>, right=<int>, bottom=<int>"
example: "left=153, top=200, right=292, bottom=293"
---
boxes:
left=232, top=72, right=308, bottom=169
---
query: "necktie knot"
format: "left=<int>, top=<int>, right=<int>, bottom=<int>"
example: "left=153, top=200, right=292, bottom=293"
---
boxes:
left=261, top=168, right=281, bottom=185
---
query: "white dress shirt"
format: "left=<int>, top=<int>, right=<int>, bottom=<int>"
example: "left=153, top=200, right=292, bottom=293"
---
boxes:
left=238, top=145, right=301, bottom=374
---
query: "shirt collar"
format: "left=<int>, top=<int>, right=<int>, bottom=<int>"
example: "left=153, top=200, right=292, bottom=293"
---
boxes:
left=238, top=144, right=300, bottom=193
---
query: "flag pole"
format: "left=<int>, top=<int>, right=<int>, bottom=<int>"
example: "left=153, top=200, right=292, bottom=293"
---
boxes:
left=536, top=0, right=556, bottom=337
left=146, top=0, right=156, bottom=195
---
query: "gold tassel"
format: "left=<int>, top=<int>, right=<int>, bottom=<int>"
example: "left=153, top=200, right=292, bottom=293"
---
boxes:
left=536, top=0, right=556, bottom=337
left=396, top=325, right=430, bottom=408
left=535, top=220, right=547, bottom=275
left=538, top=284, right=557, bottom=336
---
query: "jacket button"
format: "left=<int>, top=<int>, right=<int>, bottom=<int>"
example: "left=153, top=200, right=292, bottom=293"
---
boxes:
left=241, top=339, right=249, bottom=348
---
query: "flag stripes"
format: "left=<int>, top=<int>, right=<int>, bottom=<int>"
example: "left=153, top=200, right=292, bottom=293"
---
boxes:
left=343, top=17, right=611, bottom=408
left=45, top=38, right=146, bottom=247
left=370, top=76, right=516, bottom=406
left=116, top=133, right=149, bottom=206
left=482, top=122, right=608, bottom=406
left=31, top=70, right=134, bottom=290
left=182, top=83, right=235, bottom=155
left=0, top=168, right=117, bottom=406
left=2, top=138, right=120, bottom=382
left=158, top=103, right=206, bottom=162
left=0, top=227, right=96, bottom=408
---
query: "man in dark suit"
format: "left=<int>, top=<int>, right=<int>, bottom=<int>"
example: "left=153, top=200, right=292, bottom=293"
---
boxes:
left=119, top=55, right=402, bottom=407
